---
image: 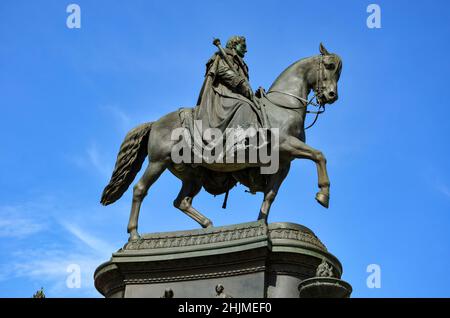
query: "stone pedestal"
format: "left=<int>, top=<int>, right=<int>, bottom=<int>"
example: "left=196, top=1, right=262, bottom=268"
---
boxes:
left=94, top=221, right=351, bottom=298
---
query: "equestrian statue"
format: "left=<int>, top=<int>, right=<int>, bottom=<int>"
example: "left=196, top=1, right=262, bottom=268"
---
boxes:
left=100, top=36, right=343, bottom=241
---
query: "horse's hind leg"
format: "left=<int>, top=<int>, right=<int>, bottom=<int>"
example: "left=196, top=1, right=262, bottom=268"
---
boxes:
left=173, top=180, right=212, bottom=228
left=258, top=165, right=290, bottom=223
left=128, top=160, right=167, bottom=241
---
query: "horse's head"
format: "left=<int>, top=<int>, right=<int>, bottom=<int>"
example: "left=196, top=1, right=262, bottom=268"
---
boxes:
left=314, top=43, right=342, bottom=106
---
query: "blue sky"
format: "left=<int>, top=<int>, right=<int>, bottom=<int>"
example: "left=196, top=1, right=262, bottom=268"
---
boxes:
left=1, top=0, right=449, bottom=297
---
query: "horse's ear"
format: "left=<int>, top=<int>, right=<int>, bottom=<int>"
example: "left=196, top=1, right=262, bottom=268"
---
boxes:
left=319, top=42, right=330, bottom=55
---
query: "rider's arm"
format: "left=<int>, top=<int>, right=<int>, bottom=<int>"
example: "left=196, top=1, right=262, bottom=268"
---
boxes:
left=216, top=58, right=246, bottom=88
left=216, top=58, right=253, bottom=99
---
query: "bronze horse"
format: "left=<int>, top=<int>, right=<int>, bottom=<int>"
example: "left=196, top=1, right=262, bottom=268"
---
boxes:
left=101, top=43, right=342, bottom=241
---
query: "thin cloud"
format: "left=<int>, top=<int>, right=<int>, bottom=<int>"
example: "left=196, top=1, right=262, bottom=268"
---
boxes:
left=0, top=203, right=48, bottom=238
left=437, top=184, right=450, bottom=199
left=64, top=144, right=112, bottom=179
left=0, top=216, right=45, bottom=239
left=0, top=195, right=122, bottom=297
left=9, top=248, right=104, bottom=297
left=100, top=105, right=132, bottom=132
left=87, top=143, right=113, bottom=179
left=61, top=221, right=114, bottom=257
left=1, top=221, right=114, bottom=297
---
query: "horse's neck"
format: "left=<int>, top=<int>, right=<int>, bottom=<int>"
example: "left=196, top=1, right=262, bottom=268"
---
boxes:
left=265, top=57, right=317, bottom=137
left=268, top=57, right=315, bottom=110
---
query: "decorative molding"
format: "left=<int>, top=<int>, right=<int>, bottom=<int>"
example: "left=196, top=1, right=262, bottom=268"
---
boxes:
left=123, top=266, right=266, bottom=284
left=122, top=222, right=327, bottom=253
left=124, top=222, right=267, bottom=250
left=268, top=228, right=327, bottom=251
left=267, top=269, right=313, bottom=279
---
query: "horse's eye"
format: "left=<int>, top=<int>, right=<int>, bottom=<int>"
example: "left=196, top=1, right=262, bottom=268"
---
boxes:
left=325, top=63, right=335, bottom=70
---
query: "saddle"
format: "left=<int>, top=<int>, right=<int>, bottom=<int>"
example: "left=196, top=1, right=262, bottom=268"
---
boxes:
left=176, top=87, right=273, bottom=206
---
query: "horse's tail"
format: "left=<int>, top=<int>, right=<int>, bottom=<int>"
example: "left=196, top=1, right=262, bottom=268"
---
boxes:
left=100, top=122, right=153, bottom=205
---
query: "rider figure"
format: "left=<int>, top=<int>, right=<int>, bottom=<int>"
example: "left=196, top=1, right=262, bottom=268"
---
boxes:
left=193, top=36, right=267, bottom=197
left=194, top=35, right=263, bottom=133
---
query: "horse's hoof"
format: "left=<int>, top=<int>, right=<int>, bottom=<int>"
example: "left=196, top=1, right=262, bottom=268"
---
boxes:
left=257, top=211, right=268, bottom=224
left=315, top=192, right=329, bottom=208
left=128, top=230, right=141, bottom=242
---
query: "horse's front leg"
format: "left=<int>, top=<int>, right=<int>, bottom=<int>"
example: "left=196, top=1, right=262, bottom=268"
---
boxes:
left=258, top=165, right=290, bottom=223
left=284, top=137, right=330, bottom=208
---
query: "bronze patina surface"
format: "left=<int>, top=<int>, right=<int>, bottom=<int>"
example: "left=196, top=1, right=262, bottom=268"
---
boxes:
left=100, top=38, right=343, bottom=241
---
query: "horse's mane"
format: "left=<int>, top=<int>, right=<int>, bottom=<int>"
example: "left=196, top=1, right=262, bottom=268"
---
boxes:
left=269, top=56, right=313, bottom=90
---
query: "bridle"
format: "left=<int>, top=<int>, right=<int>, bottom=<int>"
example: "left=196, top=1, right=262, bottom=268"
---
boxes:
left=266, top=54, right=326, bottom=130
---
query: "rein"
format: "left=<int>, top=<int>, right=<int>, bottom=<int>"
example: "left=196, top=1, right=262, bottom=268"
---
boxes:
left=266, top=54, right=326, bottom=130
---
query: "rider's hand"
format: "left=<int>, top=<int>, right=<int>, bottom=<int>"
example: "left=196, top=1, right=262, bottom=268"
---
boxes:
left=240, top=82, right=254, bottom=101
